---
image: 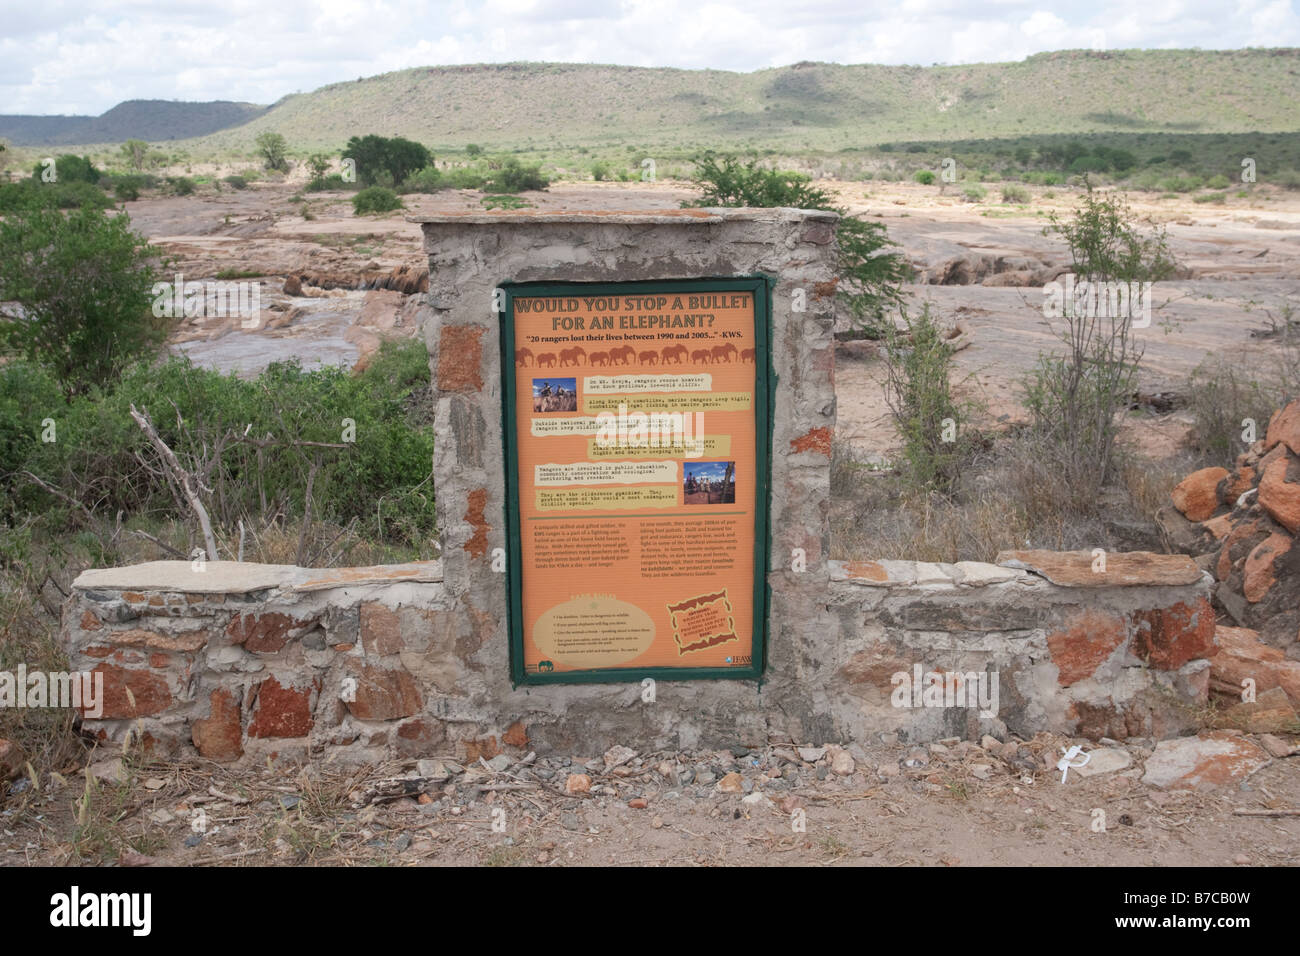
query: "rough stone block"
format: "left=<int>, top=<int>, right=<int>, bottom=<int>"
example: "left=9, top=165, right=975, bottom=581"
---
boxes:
left=191, top=688, right=244, bottom=761
left=1131, top=597, right=1216, bottom=669
left=1046, top=608, right=1128, bottom=686
left=248, top=676, right=315, bottom=738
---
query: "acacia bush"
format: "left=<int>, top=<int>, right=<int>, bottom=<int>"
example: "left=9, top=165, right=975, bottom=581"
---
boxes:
left=0, top=197, right=163, bottom=398
left=880, top=304, right=972, bottom=490
left=342, top=134, right=432, bottom=187
left=1025, top=188, right=1178, bottom=512
left=483, top=158, right=548, bottom=193
left=0, top=340, right=436, bottom=558
left=684, top=152, right=909, bottom=335
left=352, top=186, right=402, bottom=214
left=401, top=166, right=442, bottom=193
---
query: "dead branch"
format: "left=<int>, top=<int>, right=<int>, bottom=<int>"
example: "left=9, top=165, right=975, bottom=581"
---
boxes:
left=129, top=529, right=187, bottom=559
left=295, top=454, right=321, bottom=567
left=22, top=471, right=98, bottom=527
left=128, top=404, right=219, bottom=561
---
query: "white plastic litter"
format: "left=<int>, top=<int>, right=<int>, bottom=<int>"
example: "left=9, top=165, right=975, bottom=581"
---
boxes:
left=1057, top=745, right=1091, bottom=784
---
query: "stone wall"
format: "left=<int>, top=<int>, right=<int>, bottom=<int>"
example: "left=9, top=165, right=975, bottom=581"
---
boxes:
left=61, top=552, right=1216, bottom=763
left=58, top=208, right=1223, bottom=764
left=826, top=553, right=1215, bottom=743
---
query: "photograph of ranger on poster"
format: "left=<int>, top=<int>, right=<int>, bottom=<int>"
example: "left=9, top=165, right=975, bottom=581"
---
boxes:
left=531, top=378, right=577, bottom=412
left=683, top=461, right=736, bottom=505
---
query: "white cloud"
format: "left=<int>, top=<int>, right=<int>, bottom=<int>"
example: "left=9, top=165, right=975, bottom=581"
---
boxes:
left=1, top=0, right=1296, bottom=114
left=1020, top=10, right=1067, bottom=39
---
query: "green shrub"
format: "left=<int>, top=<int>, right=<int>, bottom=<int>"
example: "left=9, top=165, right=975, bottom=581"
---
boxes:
left=481, top=194, right=532, bottom=210
left=1103, top=148, right=1138, bottom=172
left=962, top=185, right=987, bottom=203
left=111, top=174, right=145, bottom=201
left=166, top=176, right=196, bottom=196
left=684, top=152, right=908, bottom=336
left=255, top=132, right=289, bottom=172
left=307, top=154, right=331, bottom=181
left=120, top=139, right=150, bottom=172
left=443, top=167, right=487, bottom=189
left=305, top=173, right=350, bottom=191
left=914, top=170, right=936, bottom=185
left=684, top=153, right=831, bottom=208
left=0, top=202, right=164, bottom=398
left=1001, top=185, right=1031, bottom=204
left=0, top=178, right=112, bottom=212
left=591, top=162, right=610, bottom=181
left=1026, top=190, right=1179, bottom=504
left=401, top=165, right=442, bottom=193
left=1205, top=174, right=1230, bottom=190
left=223, top=175, right=248, bottom=190
left=0, top=340, right=436, bottom=554
left=484, top=158, right=549, bottom=193
left=31, top=154, right=100, bottom=185
left=1159, top=175, right=1202, bottom=193
left=1274, top=169, right=1300, bottom=190
left=1193, top=192, right=1227, bottom=203
left=881, top=304, right=967, bottom=490
left=1068, top=155, right=1108, bottom=175
left=352, top=186, right=402, bottom=214
left=342, top=134, right=432, bottom=187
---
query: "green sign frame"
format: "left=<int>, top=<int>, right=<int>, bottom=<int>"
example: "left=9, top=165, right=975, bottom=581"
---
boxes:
left=498, top=276, right=774, bottom=686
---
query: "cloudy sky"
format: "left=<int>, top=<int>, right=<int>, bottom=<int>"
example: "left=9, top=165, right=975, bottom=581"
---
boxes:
left=3, top=0, right=1298, bottom=115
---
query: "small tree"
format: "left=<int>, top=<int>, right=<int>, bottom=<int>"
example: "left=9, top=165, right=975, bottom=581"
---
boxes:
left=33, top=154, right=100, bottom=184
left=352, top=186, right=402, bottom=215
left=342, top=135, right=432, bottom=187
left=307, top=154, right=331, bottom=181
left=684, top=152, right=909, bottom=335
left=255, top=132, right=289, bottom=172
left=881, top=304, right=965, bottom=490
left=0, top=196, right=164, bottom=399
left=1025, top=186, right=1178, bottom=506
left=120, top=139, right=149, bottom=172
left=483, top=158, right=548, bottom=193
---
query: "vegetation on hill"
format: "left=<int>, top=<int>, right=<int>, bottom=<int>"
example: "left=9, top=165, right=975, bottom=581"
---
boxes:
left=168, top=51, right=1300, bottom=155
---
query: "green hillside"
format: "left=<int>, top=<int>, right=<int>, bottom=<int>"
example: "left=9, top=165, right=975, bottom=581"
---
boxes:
left=184, top=49, right=1300, bottom=154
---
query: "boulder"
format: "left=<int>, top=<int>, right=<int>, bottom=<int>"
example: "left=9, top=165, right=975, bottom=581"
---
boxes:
left=1258, top=453, right=1300, bottom=534
left=1265, top=401, right=1300, bottom=456
left=1171, top=467, right=1229, bottom=521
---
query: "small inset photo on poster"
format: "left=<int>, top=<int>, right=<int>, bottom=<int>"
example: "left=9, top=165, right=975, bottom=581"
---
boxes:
left=683, top=461, right=736, bottom=505
left=531, top=378, right=577, bottom=413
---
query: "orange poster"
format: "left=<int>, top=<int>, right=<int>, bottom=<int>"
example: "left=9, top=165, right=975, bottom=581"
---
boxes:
left=503, top=280, right=768, bottom=682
